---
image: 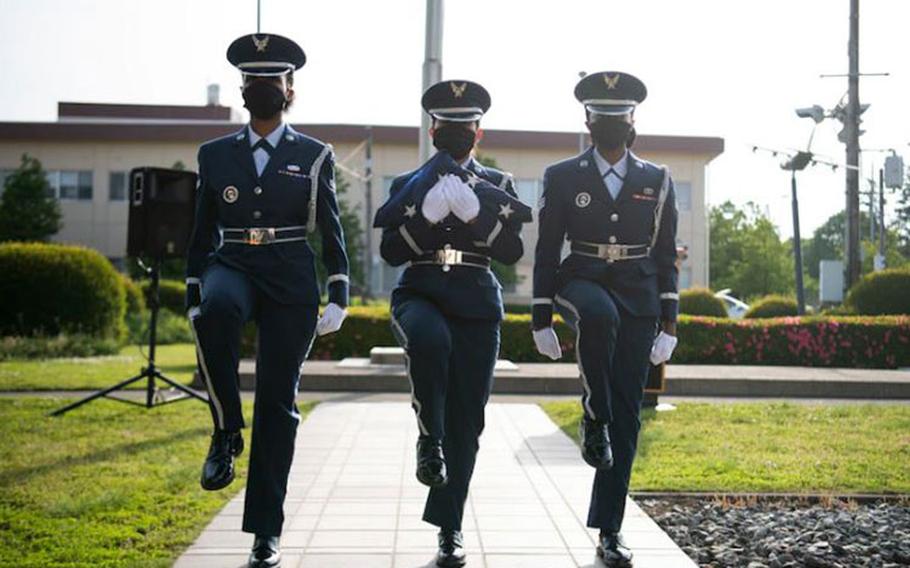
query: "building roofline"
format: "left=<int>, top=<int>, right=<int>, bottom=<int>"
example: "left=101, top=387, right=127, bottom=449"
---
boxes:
left=0, top=120, right=724, bottom=158
left=58, top=101, right=234, bottom=121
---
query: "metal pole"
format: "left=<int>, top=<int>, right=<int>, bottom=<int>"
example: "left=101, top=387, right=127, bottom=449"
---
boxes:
left=791, top=171, right=806, bottom=314
left=844, top=0, right=861, bottom=287
left=363, top=126, right=374, bottom=298
left=257, top=0, right=261, bottom=33
left=419, top=0, right=444, bottom=163
left=879, top=167, right=886, bottom=263
left=578, top=71, right=587, bottom=154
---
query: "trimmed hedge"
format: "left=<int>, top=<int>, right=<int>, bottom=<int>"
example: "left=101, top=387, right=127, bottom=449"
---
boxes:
left=0, top=242, right=125, bottom=339
left=140, top=278, right=186, bottom=314
left=744, top=295, right=798, bottom=319
left=121, top=275, right=147, bottom=316
left=847, top=268, right=910, bottom=315
left=680, top=287, right=728, bottom=317
left=289, top=307, right=910, bottom=369
left=0, top=334, right=120, bottom=361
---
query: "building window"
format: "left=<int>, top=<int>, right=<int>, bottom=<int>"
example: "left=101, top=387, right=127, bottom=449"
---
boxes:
left=675, top=181, right=692, bottom=212
left=515, top=178, right=540, bottom=207
left=45, top=170, right=93, bottom=200
left=679, top=266, right=693, bottom=289
left=109, top=172, right=127, bottom=201
left=0, top=169, right=13, bottom=198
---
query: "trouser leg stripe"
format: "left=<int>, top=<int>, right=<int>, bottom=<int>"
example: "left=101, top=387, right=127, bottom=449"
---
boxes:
left=554, top=294, right=597, bottom=420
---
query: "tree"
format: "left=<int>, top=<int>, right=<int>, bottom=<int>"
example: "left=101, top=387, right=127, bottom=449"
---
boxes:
left=475, top=153, right=520, bottom=288
left=895, top=171, right=910, bottom=258
left=802, top=210, right=907, bottom=279
left=0, top=154, right=62, bottom=242
left=310, top=167, right=365, bottom=295
left=709, top=201, right=794, bottom=301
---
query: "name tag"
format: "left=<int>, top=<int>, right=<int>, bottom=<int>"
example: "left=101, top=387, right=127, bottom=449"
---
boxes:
left=632, top=193, right=657, bottom=202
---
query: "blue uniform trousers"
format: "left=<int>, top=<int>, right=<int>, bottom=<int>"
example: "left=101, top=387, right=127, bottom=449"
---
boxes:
left=189, top=262, right=318, bottom=536
left=554, top=278, right=657, bottom=532
left=390, top=291, right=500, bottom=531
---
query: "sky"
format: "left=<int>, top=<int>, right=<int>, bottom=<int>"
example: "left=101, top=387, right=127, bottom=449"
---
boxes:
left=1, top=0, right=908, bottom=238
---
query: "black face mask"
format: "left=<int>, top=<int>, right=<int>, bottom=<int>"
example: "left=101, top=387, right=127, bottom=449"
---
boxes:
left=243, top=81, right=287, bottom=120
left=589, top=119, right=634, bottom=150
left=432, top=124, right=477, bottom=160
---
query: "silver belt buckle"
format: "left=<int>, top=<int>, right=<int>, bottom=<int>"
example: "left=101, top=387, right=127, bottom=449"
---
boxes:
left=603, top=244, right=623, bottom=262
left=435, top=245, right=462, bottom=272
left=244, top=227, right=275, bottom=245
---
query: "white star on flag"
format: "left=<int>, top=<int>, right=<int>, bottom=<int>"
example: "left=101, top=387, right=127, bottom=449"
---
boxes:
left=498, top=203, right=514, bottom=219
left=404, top=203, right=417, bottom=218
left=465, top=173, right=481, bottom=188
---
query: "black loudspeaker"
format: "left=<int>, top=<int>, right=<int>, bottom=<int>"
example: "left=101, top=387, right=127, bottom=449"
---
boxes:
left=127, top=167, right=197, bottom=258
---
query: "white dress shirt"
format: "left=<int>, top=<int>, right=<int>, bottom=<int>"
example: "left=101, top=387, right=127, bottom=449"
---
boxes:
left=592, top=148, right=628, bottom=201
left=248, top=122, right=286, bottom=177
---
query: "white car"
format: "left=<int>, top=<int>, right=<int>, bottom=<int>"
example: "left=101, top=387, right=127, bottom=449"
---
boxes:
left=714, top=289, right=750, bottom=319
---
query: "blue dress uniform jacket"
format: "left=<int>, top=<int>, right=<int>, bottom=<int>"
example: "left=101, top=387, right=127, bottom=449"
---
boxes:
left=186, top=125, right=349, bottom=307
left=376, top=154, right=528, bottom=322
left=532, top=147, right=678, bottom=327
left=375, top=152, right=529, bottom=531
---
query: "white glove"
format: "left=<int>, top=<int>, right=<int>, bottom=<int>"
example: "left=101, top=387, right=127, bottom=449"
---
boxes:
left=649, top=331, right=678, bottom=365
left=316, top=303, right=347, bottom=336
left=421, top=177, right=451, bottom=224
left=443, top=175, right=480, bottom=223
left=533, top=327, right=562, bottom=360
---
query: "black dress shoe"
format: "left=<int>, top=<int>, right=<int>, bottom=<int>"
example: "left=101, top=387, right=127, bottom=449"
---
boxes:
left=579, top=417, right=613, bottom=470
left=436, top=529, right=466, bottom=567
left=200, top=429, right=243, bottom=491
left=248, top=535, right=281, bottom=568
left=597, top=532, right=633, bottom=567
left=416, top=435, right=448, bottom=488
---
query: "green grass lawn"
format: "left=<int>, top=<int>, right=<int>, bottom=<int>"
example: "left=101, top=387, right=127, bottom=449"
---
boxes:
left=0, top=344, right=197, bottom=391
left=0, top=397, right=315, bottom=567
left=542, top=401, right=910, bottom=494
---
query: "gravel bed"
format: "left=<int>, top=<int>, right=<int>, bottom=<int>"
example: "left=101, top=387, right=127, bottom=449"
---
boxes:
left=638, top=497, right=910, bottom=568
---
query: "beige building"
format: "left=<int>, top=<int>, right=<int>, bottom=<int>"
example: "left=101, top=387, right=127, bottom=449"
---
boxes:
left=0, top=102, right=723, bottom=302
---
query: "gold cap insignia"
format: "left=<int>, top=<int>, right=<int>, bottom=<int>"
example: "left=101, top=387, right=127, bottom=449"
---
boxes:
left=604, top=74, right=620, bottom=90
left=450, top=82, right=467, bottom=98
left=252, top=35, right=270, bottom=53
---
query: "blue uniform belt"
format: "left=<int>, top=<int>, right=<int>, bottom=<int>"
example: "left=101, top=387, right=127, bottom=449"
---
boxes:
left=570, top=241, right=650, bottom=262
left=410, top=247, right=491, bottom=272
left=222, top=226, right=308, bottom=246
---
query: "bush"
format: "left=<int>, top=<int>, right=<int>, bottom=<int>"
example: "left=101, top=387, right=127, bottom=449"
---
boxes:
left=274, top=307, right=910, bottom=369
left=141, top=278, right=186, bottom=314
left=679, top=287, right=728, bottom=317
left=744, top=295, right=799, bottom=319
left=0, top=243, right=125, bottom=339
left=676, top=315, right=909, bottom=368
left=0, top=334, right=120, bottom=361
left=846, top=269, right=910, bottom=315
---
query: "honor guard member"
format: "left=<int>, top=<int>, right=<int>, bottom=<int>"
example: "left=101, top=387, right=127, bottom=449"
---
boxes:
left=531, top=71, right=679, bottom=567
left=374, top=80, right=531, bottom=568
left=184, top=33, right=350, bottom=567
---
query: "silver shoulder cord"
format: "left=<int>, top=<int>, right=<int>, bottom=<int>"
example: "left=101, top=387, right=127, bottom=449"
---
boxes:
left=306, top=144, right=334, bottom=233
left=649, top=166, right=671, bottom=251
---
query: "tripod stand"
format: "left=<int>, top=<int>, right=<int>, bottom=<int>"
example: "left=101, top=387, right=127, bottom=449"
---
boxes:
left=51, top=258, right=209, bottom=416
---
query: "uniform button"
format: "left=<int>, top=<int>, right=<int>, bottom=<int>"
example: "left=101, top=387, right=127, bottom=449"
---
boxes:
left=608, top=235, right=617, bottom=244
left=253, top=210, right=262, bottom=219
left=254, top=186, right=263, bottom=195
left=610, top=213, right=619, bottom=222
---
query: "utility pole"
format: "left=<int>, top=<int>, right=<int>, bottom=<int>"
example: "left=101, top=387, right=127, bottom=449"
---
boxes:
left=844, top=0, right=861, bottom=288
left=363, top=126, right=374, bottom=297
left=419, top=0, right=444, bottom=163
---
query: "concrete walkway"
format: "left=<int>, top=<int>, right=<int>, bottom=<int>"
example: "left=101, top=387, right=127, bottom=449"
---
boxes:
left=175, top=402, right=695, bottom=567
